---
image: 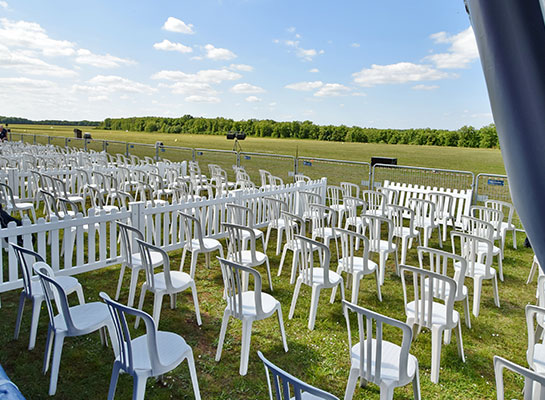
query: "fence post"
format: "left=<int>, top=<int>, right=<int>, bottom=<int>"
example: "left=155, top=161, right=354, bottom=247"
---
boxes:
left=236, top=152, right=241, bottom=168
left=125, top=142, right=130, bottom=157
left=470, top=173, right=477, bottom=205
left=47, top=136, right=51, bottom=145
left=191, top=148, right=196, bottom=162
left=65, top=137, right=69, bottom=147
left=103, top=140, right=107, bottom=152
left=295, top=181, right=304, bottom=216
left=293, top=157, right=298, bottom=180
left=33, top=134, right=37, bottom=145
left=155, top=143, right=160, bottom=162
left=84, top=139, right=88, bottom=152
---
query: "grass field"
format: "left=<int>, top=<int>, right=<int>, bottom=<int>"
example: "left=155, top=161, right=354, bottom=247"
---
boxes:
left=0, top=124, right=533, bottom=400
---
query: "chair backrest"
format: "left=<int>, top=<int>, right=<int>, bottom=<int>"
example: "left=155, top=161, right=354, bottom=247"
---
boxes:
left=226, top=203, right=256, bottom=229
left=299, top=191, right=322, bottom=219
left=388, top=204, right=416, bottom=235
left=344, top=197, right=367, bottom=222
left=0, top=182, right=16, bottom=208
left=294, top=174, right=311, bottom=183
left=340, top=181, right=360, bottom=199
left=336, top=228, right=373, bottom=276
left=135, top=238, right=171, bottom=292
left=494, top=355, right=545, bottom=400
left=258, top=351, right=339, bottom=400
left=117, top=221, right=144, bottom=266
left=451, top=230, right=493, bottom=277
left=178, top=211, right=206, bottom=250
left=485, top=199, right=515, bottom=225
left=428, top=192, right=455, bottom=221
left=470, top=205, right=504, bottom=233
left=33, top=262, right=76, bottom=333
left=39, top=189, right=61, bottom=219
left=100, top=292, right=161, bottom=375
left=295, top=235, right=331, bottom=286
left=409, top=198, right=436, bottom=228
left=526, top=304, right=545, bottom=371
left=400, top=264, right=457, bottom=329
left=361, top=190, right=386, bottom=215
left=264, top=197, right=287, bottom=224
left=259, top=169, right=272, bottom=187
left=223, top=222, right=258, bottom=265
left=217, top=257, right=264, bottom=318
left=310, top=203, right=337, bottom=239
left=417, top=246, right=467, bottom=300
left=42, top=174, right=59, bottom=197
left=326, top=186, right=343, bottom=207
left=269, top=175, right=284, bottom=188
left=343, top=300, right=413, bottom=386
left=281, top=211, right=305, bottom=244
left=461, top=216, right=494, bottom=241
left=377, top=186, right=398, bottom=205
left=51, top=176, right=69, bottom=198
left=361, top=214, right=395, bottom=253
left=10, top=242, right=45, bottom=298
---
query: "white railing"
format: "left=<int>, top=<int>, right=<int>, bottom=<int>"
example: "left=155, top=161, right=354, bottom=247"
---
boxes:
left=0, top=178, right=327, bottom=295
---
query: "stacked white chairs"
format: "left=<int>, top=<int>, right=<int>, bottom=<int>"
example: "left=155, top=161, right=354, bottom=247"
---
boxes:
left=215, top=258, right=288, bottom=375
left=331, top=228, right=382, bottom=303
left=428, top=192, right=456, bottom=242
left=33, top=262, right=117, bottom=396
left=451, top=230, right=500, bottom=317
left=263, top=197, right=290, bottom=255
left=310, top=203, right=341, bottom=248
left=485, top=199, right=517, bottom=250
left=224, top=222, right=273, bottom=291
left=134, top=238, right=202, bottom=328
left=51, top=176, right=85, bottom=212
left=277, top=211, right=307, bottom=284
left=258, top=350, right=339, bottom=400
left=462, top=216, right=504, bottom=281
left=289, top=235, right=344, bottom=330
left=418, top=246, right=471, bottom=328
left=400, top=264, right=465, bottom=383
left=388, top=204, right=420, bottom=265
left=100, top=292, right=201, bottom=400
left=116, top=222, right=162, bottom=307
left=11, top=242, right=84, bottom=350
left=343, top=300, right=421, bottom=400
left=361, top=214, right=398, bottom=286
left=226, top=203, right=266, bottom=252
left=361, top=189, right=387, bottom=217
left=493, top=355, right=545, bottom=400
left=178, top=211, right=224, bottom=279
left=409, top=198, right=442, bottom=248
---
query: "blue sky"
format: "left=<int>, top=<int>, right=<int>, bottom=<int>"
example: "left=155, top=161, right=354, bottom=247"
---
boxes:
left=0, top=0, right=493, bottom=129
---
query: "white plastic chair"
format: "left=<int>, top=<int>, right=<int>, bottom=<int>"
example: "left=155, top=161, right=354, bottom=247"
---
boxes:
left=100, top=292, right=201, bottom=400
left=494, top=355, right=545, bottom=400
left=470, top=205, right=505, bottom=259
left=361, top=214, right=398, bottom=286
left=299, top=191, right=322, bottom=223
left=0, top=182, right=36, bottom=222
left=451, top=230, right=500, bottom=317
left=409, top=198, right=442, bottom=248
left=134, top=238, right=202, bottom=329
left=427, top=192, right=456, bottom=242
left=528, top=254, right=543, bottom=285
left=224, top=222, right=273, bottom=291
left=215, top=257, right=288, bottom=375
left=178, top=211, right=224, bottom=279
left=388, top=204, right=420, bottom=265
left=361, top=190, right=387, bottom=217
left=331, top=228, right=382, bottom=304
left=343, top=300, right=421, bottom=400
left=341, top=181, right=360, bottom=200
left=486, top=199, right=517, bottom=250
left=33, top=262, right=116, bottom=396
left=526, top=304, right=545, bottom=376
left=277, top=211, right=307, bottom=284
left=258, top=350, right=339, bottom=400
left=343, top=196, right=367, bottom=237
left=11, top=243, right=84, bottom=350
left=400, top=264, right=465, bottom=383
left=116, top=221, right=163, bottom=308
left=289, top=235, right=344, bottom=330
left=327, top=185, right=346, bottom=226
left=264, top=197, right=291, bottom=256
left=377, top=186, right=399, bottom=206
left=417, top=246, right=471, bottom=329
left=310, top=203, right=341, bottom=248
left=226, top=203, right=266, bottom=252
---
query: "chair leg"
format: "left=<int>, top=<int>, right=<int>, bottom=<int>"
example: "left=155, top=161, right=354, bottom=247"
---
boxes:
left=277, top=307, right=289, bottom=352
left=528, top=258, right=539, bottom=284
left=493, top=274, right=501, bottom=308
left=330, top=266, right=343, bottom=303
left=152, top=293, right=164, bottom=327
left=264, top=257, right=273, bottom=291
left=43, top=326, right=54, bottom=374
left=498, top=253, right=504, bottom=282
left=289, top=278, right=302, bottom=319
left=375, top=267, right=383, bottom=302
left=455, top=320, right=465, bottom=362
left=107, top=363, right=122, bottom=400
left=132, top=374, right=148, bottom=400
left=308, top=285, right=321, bottom=330
left=115, top=263, right=126, bottom=301
left=190, top=251, right=199, bottom=279
left=400, top=236, right=408, bottom=265
left=240, top=319, right=253, bottom=375
left=379, top=252, right=386, bottom=286
left=278, top=246, right=288, bottom=277
left=48, top=331, right=66, bottom=396
left=127, top=268, right=141, bottom=308
left=215, top=310, right=230, bottom=361
left=379, top=382, right=395, bottom=400
left=134, top=286, right=147, bottom=329
left=276, top=227, right=283, bottom=256
left=437, top=226, right=443, bottom=248
left=290, top=249, right=300, bottom=285
left=74, top=283, right=85, bottom=305
left=413, top=361, right=421, bottom=400
left=28, top=297, right=43, bottom=351
left=513, top=228, right=517, bottom=249
left=344, top=367, right=359, bottom=400
left=463, top=297, right=472, bottom=329
left=14, top=292, right=26, bottom=341
left=190, top=281, right=202, bottom=326
left=430, top=326, right=443, bottom=384
left=350, top=274, right=360, bottom=304
left=264, top=226, right=271, bottom=251
left=472, top=277, right=483, bottom=317
left=186, top=350, right=201, bottom=400
left=180, top=248, right=187, bottom=271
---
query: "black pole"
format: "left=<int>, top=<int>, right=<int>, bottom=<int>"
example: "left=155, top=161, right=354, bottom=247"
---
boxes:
left=465, top=0, right=545, bottom=272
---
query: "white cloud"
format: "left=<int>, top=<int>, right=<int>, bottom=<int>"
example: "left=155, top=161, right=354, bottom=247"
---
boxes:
left=162, top=17, right=195, bottom=34
left=204, top=44, right=236, bottom=60
left=353, top=62, right=452, bottom=86
left=276, top=39, right=324, bottom=61
left=285, top=81, right=323, bottom=91
left=269, top=102, right=277, bottom=107
left=185, top=95, right=220, bottom=103
left=0, top=2, right=8, bottom=9
left=424, top=27, right=479, bottom=69
left=0, top=18, right=76, bottom=56
left=0, top=77, right=57, bottom=91
left=152, top=68, right=241, bottom=84
left=412, top=84, right=439, bottom=91
left=89, top=95, right=109, bottom=102
left=73, top=75, right=156, bottom=95
left=309, top=68, right=319, bottom=73
left=229, top=63, right=253, bottom=72
left=153, top=39, right=192, bottom=54
left=75, top=49, right=136, bottom=68
left=1, top=50, right=77, bottom=77
left=351, top=43, right=360, bottom=48
left=230, top=83, right=265, bottom=94
left=162, top=81, right=218, bottom=97
left=287, top=26, right=296, bottom=33
left=245, top=96, right=261, bottom=102
left=314, top=83, right=351, bottom=97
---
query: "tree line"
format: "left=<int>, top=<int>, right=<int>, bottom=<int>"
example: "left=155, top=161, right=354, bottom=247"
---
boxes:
left=100, top=116, right=499, bottom=148
left=0, top=116, right=100, bottom=126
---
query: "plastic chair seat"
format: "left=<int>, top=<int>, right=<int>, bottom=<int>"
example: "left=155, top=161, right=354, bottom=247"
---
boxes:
left=241, top=228, right=264, bottom=240
left=406, top=301, right=460, bottom=327
left=153, top=271, right=193, bottom=291
left=123, top=331, right=191, bottom=373
left=132, top=251, right=163, bottom=268
left=350, top=340, right=418, bottom=383
left=226, top=291, right=280, bottom=317
left=188, top=238, right=223, bottom=252
left=52, top=302, right=111, bottom=333
left=455, top=261, right=496, bottom=279
left=422, top=278, right=468, bottom=302
left=307, top=268, right=343, bottom=286
left=236, top=250, right=268, bottom=265
left=371, top=240, right=397, bottom=253
left=29, top=276, right=80, bottom=297
left=312, top=227, right=341, bottom=240
left=477, top=242, right=501, bottom=256
left=338, top=257, right=378, bottom=273
left=393, top=226, right=419, bottom=238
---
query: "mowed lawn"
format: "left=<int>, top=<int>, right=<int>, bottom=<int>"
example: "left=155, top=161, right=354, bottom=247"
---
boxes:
left=0, top=124, right=534, bottom=400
